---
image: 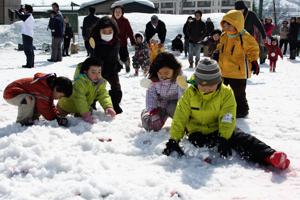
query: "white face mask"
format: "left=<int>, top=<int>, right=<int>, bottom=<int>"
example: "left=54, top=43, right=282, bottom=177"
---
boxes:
left=101, top=33, right=113, bottom=42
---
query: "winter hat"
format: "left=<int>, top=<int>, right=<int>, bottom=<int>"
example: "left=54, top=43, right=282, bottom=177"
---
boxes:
left=194, top=58, right=222, bottom=85
left=150, top=33, right=160, bottom=43
left=235, top=1, right=247, bottom=10
left=134, top=32, right=144, bottom=42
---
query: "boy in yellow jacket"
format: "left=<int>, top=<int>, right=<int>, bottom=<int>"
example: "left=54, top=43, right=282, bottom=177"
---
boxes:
left=216, top=10, right=260, bottom=118
left=162, top=58, right=290, bottom=171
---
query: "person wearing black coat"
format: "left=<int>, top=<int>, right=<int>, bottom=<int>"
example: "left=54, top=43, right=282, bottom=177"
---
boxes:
left=296, top=17, right=300, bottom=57
left=89, top=16, right=123, bottom=114
left=187, top=10, right=206, bottom=68
left=205, top=18, right=214, bottom=37
left=82, top=7, right=99, bottom=57
left=63, top=16, right=73, bottom=56
left=235, top=1, right=266, bottom=39
left=183, top=16, right=193, bottom=57
left=145, top=15, right=166, bottom=45
left=288, top=17, right=298, bottom=60
left=171, top=34, right=184, bottom=53
left=47, top=3, right=64, bottom=62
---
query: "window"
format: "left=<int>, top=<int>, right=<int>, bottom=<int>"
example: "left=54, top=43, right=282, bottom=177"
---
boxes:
left=202, top=9, right=211, bottom=13
left=221, top=0, right=235, bottom=7
left=221, top=9, right=231, bottom=13
left=154, top=3, right=159, bottom=9
left=161, top=2, right=173, bottom=8
left=197, top=1, right=211, bottom=7
left=161, top=10, right=174, bottom=14
left=182, top=9, right=195, bottom=14
left=183, top=2, right=195, bottom=7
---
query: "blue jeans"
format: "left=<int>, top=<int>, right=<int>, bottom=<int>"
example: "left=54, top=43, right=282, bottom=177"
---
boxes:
left=188, top=42, right=201, bottom=64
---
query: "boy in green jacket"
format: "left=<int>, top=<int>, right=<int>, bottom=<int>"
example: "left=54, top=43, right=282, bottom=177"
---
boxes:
left=162, top=58, right=290, bottom=170
left=58, top=58, right=116, bottom=123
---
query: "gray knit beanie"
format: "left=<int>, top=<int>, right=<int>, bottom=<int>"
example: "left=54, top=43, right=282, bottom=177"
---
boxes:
left=194, top=58, right=222, bottom=85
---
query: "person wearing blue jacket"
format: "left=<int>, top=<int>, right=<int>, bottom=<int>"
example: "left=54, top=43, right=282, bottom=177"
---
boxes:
left=47, top=3, right=64, bottom=62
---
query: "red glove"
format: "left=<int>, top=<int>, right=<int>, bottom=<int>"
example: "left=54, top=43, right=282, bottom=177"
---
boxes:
left=251, top=61, right=260, bottom=75
left=105, top=107, right=116, bottom=118
left=149, top=108, right=160, bottom=116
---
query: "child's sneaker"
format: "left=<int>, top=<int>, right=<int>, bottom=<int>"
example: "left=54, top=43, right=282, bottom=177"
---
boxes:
left=265, top=152, right=290, bottom=170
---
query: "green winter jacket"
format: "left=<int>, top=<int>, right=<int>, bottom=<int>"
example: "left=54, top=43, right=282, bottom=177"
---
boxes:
left=170, top=83, right=236, bottom=142
left=58, top=73, right=112, bottom=115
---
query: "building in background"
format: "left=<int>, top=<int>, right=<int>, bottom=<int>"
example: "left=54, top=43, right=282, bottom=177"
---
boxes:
left=151, top=0, right=252, bottom=14
left=0, top=0, right=21, bottom=24
left=80, top=0, right=156, bottom=15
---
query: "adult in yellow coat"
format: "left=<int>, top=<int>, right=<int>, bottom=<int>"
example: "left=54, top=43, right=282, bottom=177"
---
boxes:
left=216, top=10, right=260, bottom=118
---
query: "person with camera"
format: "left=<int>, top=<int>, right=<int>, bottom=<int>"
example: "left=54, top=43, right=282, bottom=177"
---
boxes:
left=15, top=4, right=35, bottom=68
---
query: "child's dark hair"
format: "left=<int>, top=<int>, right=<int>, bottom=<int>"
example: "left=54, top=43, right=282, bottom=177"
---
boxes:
left=55, top=77, right=73, bottom=97
left=90, top=16, right=119, bottom=41
left=271, top=37, right=279, bottom=46
left=148, top=52, right=182, bottom=81
left=210, top=29, right=222, bottom=36
left=80, top=57, right=103, bottom=74
left=47, top=75, right=73, bottom=97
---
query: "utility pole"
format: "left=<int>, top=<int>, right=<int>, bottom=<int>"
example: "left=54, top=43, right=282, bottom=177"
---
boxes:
left=258, top=0, right=263, bottom=18
left=272, top=0, right=278, bottom=33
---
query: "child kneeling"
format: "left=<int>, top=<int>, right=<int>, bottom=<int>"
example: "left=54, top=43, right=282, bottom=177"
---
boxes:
left=3, top=73, right=72, bottom=126
left=163, top=58, right=290, bottom=170
left=141, top=52, right=184, bottom=131
left=58, top=58, right=116, bottom=124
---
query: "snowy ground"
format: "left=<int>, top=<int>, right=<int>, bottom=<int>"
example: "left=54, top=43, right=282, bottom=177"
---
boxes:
left=1, top=13, right=300, bottom=200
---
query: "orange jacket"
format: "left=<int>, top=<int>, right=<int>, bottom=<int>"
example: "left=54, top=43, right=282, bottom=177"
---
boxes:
left=3, top=73, right=59, bottom=120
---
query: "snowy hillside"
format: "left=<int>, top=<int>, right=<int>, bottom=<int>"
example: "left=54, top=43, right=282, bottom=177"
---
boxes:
left=1, top=13, right=300, bottom=200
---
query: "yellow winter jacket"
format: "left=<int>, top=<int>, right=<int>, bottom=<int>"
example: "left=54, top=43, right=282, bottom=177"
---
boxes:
left=217, top=10, right=259, bottom=79
left=149, top=43, right=164, bottom=63
left=170, top=83, right=236, bottom=142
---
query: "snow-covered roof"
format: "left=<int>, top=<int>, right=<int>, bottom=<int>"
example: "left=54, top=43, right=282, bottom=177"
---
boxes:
left=111, top=0, right=155, bottom=9
left=33, top=6, right=80, bottom=12
left=80, top=0, right=107, bottom=9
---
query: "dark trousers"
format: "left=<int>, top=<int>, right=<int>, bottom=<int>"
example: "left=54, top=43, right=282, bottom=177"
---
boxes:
left=223, top=78, right=249, bottom=117
left=102, top=72, right=123, bottom=114
left=297, top=41, right=300, bottom=56
left=184, top=39, right=189, bottom=56
left=188, top=128, right=275, bottom=164
left=279, top=39, right=288, bottom=55
left=63, top=37, right=71, bottom=56
left=84, top=40, right=93, bottom=56
left=289, top=40, right=297, bottom=59
left=22, top=34, right=34, bottom=67
left=119, top=46, right=129, bottom=63
left=51, top=37, right=63, bottom=61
